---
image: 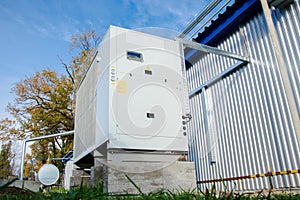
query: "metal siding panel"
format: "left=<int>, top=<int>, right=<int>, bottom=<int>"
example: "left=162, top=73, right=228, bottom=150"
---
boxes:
left=275, top=1, right=300, bottom=187
left=186, top=1, right=300, bottom=191
left=74, top=59, right=99, bottom=163
left=250, top=14, right=281, bottom=188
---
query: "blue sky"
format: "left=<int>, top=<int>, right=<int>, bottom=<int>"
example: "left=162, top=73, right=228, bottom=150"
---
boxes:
left=0, top=0, right=209, bottom=120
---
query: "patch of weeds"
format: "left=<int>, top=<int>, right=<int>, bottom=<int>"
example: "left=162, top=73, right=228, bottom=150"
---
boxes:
left=1, top=177, right=300, bottom=199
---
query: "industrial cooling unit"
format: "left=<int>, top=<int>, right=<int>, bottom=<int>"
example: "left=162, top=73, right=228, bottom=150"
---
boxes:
left=74, top=26, right=190, bottom=169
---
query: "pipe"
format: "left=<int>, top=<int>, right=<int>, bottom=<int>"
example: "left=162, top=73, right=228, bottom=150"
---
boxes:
left=20, top=130, right=75, bottom=180
left=20, top=140, right=26, bottom=180
left=198, top=169, right=300, bottom=184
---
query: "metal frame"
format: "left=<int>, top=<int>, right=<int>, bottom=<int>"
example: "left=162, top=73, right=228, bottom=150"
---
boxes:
left=177, top=38, right=249, bottom=62
left=201, top=89, right=216, bottom=164
left=20, top=130, right=75, bottom=180
left=177, top=38, right=249, bottom=98
left=178, top=37, right=249, bottom=168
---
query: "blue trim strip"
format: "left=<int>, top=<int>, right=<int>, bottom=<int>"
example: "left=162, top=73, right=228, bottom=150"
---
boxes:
left=195, top=0, right=261, bottom=45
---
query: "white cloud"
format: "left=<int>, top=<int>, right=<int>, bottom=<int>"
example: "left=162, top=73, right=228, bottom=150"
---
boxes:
left=0, top=2, right=82, bottom=42
left=119, top=0, right=209, bottom=31
left=1, top=0, right=209, bottom=43
left=85, top=19, right=94, bottom=27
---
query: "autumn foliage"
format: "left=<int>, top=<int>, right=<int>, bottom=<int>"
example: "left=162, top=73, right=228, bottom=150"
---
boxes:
left=0, top=30, right=100, bottom=179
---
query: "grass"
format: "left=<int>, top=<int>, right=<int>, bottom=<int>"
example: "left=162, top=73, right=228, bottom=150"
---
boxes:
left=0, top=178, right=299, bottom=200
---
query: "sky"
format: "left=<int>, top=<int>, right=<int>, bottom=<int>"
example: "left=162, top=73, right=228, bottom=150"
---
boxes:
left=0, top=0, right=210, bottom=120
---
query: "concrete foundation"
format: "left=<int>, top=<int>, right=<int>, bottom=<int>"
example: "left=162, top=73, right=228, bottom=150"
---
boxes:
left=90, top=166, right=104, bottom=186
left=69, top=169, right=91, bottom=188
left=101, top=161, right=196, bottom=194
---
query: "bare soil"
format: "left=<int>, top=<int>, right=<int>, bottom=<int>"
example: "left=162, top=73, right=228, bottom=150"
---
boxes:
left=0, top=186, right=36, bottom=197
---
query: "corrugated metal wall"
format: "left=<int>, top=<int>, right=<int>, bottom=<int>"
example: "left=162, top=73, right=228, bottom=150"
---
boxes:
left=186, top=1, right=300, bottom=191
left=274, top=1, right=300, bottom=115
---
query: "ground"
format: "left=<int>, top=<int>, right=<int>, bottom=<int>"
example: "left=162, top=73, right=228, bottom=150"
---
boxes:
left=0, top=186, right=36, bottom=197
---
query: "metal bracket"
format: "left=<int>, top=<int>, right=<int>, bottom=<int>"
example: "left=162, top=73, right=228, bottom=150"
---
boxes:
left=177, top=38, right=249, bottom=62
left=177, top=38, right=249, bottom=97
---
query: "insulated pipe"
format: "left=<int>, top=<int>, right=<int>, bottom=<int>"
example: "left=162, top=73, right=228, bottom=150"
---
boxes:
left=260, top=0, right=300, bottom=146
left=20, top=130, right=75, bottom=180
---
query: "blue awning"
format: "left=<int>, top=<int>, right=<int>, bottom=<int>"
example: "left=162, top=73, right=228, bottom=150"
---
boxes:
left=194, top=0, right=261, bottom=46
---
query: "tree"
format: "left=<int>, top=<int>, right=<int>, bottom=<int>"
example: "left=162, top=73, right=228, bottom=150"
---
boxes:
left=65, top=29, right=100, bottom=89
left=7, top=70, right=74, bottom=174
left=0, top=119, right=19, bottom=176
left=0, top=118, right=21, bottom=141
left=0, top=142, right=13, bottom=179
left=6, top=30, right=100, bottom=177
left=22, top=153, right=43, bottom=181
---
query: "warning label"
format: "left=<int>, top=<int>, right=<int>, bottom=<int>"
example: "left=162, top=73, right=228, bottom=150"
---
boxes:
left=117, top=80, right=128, bottom=94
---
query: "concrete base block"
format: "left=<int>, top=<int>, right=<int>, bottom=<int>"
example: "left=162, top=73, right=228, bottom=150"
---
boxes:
left=163, top=161, right=197, bottom=192
left=90, top=165, right=107, bottom=187
left=107, top=161, right=196, bottom=194
left=70, top=170, right=91, bottom=188
left=108, top=166, right=163, bottom=194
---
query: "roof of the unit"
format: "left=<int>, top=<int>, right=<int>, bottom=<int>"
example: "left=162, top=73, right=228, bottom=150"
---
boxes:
left=194, top=0, right=262, bottom=45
